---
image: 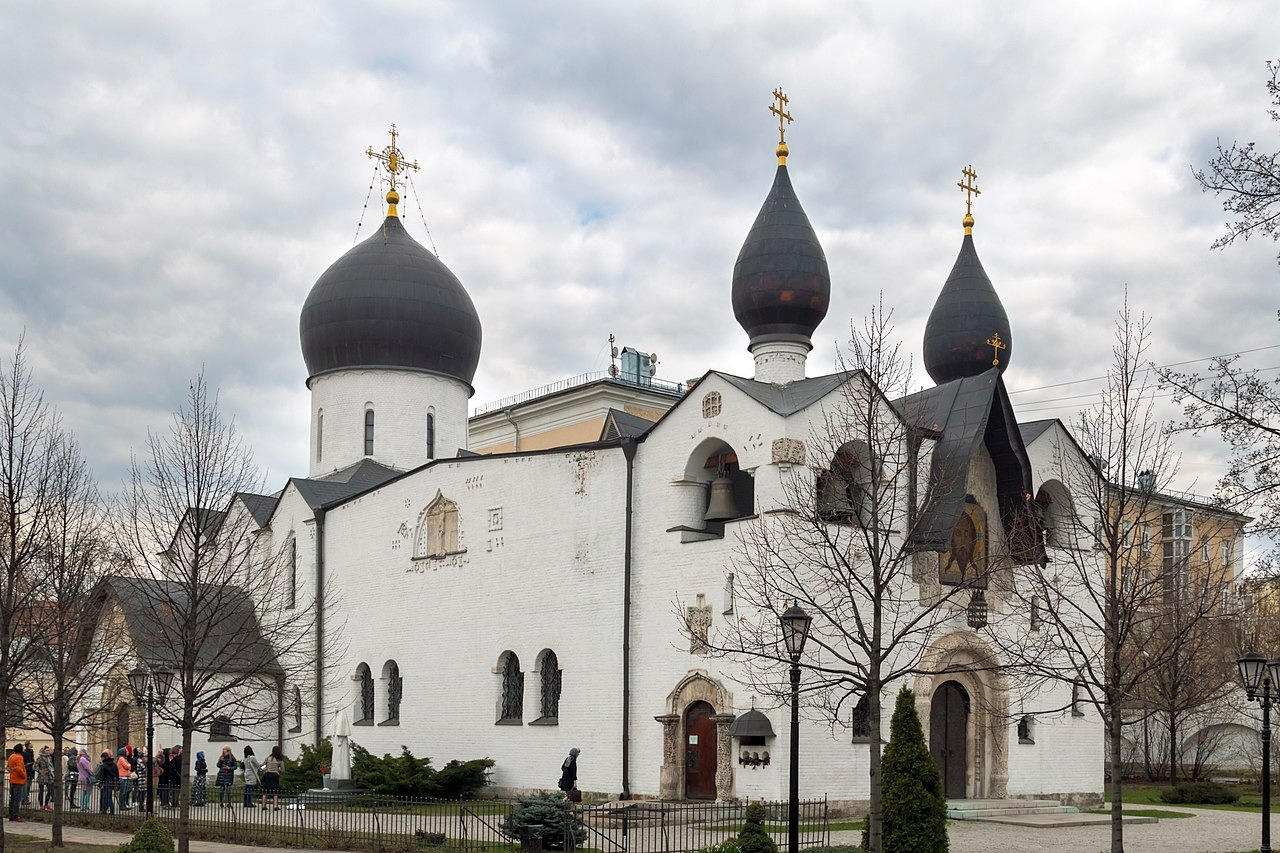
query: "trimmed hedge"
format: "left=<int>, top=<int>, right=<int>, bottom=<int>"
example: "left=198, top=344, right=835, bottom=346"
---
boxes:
left=1159, top=782, right=1240, bottom=804
left=737, top=803, right=778, bottom=853
left=115, top=818, right=175, bottom=853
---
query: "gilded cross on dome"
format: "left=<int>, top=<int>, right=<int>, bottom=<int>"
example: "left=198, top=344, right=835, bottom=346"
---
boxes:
left=957, top=164, right=980, bottom=235
left=366, top=124, right=420, bottom=218
left=986, top=332, right=1007, bottom=367
left=770, top=88, right=794, bottom=165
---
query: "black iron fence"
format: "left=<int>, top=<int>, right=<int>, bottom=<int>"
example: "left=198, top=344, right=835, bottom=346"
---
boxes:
left=15, top=782, right=830, bottom=853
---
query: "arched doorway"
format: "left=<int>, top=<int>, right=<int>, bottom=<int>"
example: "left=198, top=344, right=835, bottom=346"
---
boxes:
left=115, top=703, right=131, bottom=749
left=684, top=701, right=717, bottom=800
left=930, top=681, right=968, bottom=798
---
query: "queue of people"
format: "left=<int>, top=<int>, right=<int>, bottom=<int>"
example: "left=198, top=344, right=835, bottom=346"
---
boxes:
left=6, top=741, right=287, bottom=818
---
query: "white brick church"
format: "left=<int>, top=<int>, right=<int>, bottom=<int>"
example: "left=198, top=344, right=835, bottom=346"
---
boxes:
left=140, top=128, right=1108, bottom=808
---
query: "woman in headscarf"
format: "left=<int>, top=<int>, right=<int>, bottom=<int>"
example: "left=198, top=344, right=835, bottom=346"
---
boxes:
left=192, top=751, right=208, bottom=807
left=558, top=747, right=579, bottom=797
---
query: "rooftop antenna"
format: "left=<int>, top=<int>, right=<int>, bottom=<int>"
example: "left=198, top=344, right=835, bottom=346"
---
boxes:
left=608, top=333, right=619, bottom=378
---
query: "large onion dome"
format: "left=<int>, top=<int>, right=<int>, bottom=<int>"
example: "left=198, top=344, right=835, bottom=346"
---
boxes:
left=300, top=215, right=483, bottom=388
left=922, top=226, right=1011, bottom=385
left=731, top=159, right=830, bottom=348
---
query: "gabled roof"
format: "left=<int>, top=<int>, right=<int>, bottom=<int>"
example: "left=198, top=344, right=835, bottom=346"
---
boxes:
left=895, top=368, right=1038, bottom=561
left=600, top=408, right=657, bottom=441
left=713, top=371, right=852, bottom=416
left=290, top=459, right=400, bottom=510
left=236, top=492, right=278, bottom=528
left=95, top=576, right=282, bottom=676
left=1017, top=419, right=1058, bottom=447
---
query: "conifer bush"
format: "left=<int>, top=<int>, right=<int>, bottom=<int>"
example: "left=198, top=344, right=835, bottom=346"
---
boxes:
left=737, top=802, right=778, bottom=853
left=500, top=791, right=585, bottom=850
left=863, top=687, right=947, bottom=852
left=115, top=818, right=176, bottom=853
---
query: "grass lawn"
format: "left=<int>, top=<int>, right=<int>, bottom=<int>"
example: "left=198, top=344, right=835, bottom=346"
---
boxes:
left=1119, top=783, right=1280, bottom=813
left=709, top=821, right=864, bottom=833
left=7, top=834, right=118, bottom=852
left=1088, top=807, right=1196, bottom=819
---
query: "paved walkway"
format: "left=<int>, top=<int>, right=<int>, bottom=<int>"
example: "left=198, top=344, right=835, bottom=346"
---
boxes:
left=8, top=821, right=332, bottom=852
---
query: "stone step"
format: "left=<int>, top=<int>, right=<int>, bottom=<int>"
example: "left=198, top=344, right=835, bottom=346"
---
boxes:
left=946, top=798, right=1081, bottom=820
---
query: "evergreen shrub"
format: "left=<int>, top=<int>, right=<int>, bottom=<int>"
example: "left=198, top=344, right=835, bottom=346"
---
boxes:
left=500, top=792, right=585, bottom=850
left=115, top=818, right=176, bottom=853
left=282, top=737, right=332, bottom=793
left=352, top=744, right=494, bottom=798
left=863, top=687, right=947, bottom=853
left=737, top=802, right=778, bottom=853
left=1159, top=781, right=1240, bottom=804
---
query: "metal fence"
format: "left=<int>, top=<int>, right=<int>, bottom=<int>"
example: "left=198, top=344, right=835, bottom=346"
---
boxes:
left=17, top=783, right=830, bottom=853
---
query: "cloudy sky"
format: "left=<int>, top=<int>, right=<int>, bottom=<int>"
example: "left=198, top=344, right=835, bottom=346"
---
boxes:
left=2, top=1, right=1277, bottom=528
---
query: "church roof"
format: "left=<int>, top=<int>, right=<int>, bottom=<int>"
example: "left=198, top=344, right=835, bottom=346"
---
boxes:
left=600, top=408, right=656, bottom=441
left=715, top=371, right=851, bottom=416
left=291, top=459, right=401, bottom=510
left=96, top=576, right=282, bottom=676
left=1017, top=419, right=1058, bottom=446
left=894, top=368, right=1038, bottom=561
left=299, top=215, right=483, bottom=388
left=922, top=231, right=1011, bottom=384
left=236, top=492, right=278, bottom=528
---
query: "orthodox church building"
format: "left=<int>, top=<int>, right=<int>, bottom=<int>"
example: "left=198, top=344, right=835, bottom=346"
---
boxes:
left=124, top=115, right=1111, bottom=808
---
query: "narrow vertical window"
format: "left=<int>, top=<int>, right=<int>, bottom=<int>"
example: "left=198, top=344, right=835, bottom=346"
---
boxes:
left=426, top=412, right=435, bottom=460
left=364, top=409, right=375, bottom=456
left=316, top=410, right=324, bottom=463
left=287, top=538, right=297, bottom=609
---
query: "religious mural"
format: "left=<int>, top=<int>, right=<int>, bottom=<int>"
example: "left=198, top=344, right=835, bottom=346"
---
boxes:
left=939, top=499, right=987, bottom=586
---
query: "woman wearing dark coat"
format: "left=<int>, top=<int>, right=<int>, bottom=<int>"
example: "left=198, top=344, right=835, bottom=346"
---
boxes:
left=557, top=747, right=579, bottom=797
left=97, top=751, right=117, bottom=814
left=162, top=747, right=182, bottom=808
left=215, top=747, right=236, bottom=808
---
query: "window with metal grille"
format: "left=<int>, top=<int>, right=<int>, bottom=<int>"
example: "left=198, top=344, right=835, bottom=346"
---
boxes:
left=364, top=409, right=375, bottom=456
left=538, top=650, right=561, bottom=721
left=385, top=660, right=402, bottom=723
left=356, top=663, right=374, bottom=723
left=210, top=717, right=234, bottom=740
left=851, top=695, right=870, bottom=741
left=287, top=537, right=297, bottom=609
left=498, top=652, right=524, bottom=723
left=426, top=412, right=435, bottom=459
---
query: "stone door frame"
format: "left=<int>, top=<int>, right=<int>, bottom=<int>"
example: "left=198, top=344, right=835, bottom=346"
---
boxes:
left=655, top=670, right=735, bottom=800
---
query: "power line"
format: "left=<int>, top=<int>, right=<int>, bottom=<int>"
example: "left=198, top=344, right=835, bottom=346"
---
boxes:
left=1007, top=344, right=1280, bottom=396
left=1013, top=364, right=1280, bottom=413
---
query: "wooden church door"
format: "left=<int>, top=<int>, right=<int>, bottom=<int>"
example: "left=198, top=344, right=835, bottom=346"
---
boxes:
left=929, top=681, right=969, bottom=799
left=684, top=701, right=717, bottom=800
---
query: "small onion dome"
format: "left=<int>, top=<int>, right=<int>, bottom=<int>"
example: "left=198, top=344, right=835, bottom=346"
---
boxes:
left=922, top=232, right=1011, bottom=384
left=731, top=164, right=831, bottom=348
left=300, top=216, right=483, bottom=389
left=727, top=709, right=775, bottom=739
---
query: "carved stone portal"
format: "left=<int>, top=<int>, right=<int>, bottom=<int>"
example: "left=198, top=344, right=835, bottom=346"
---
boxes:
left=710, top=714, right=736, bottom=800
left=657, top=671, right=732, bottom=800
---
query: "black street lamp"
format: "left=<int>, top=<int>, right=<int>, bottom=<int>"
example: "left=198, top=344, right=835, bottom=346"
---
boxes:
left=780, top=604, right=812, bottom=853
left=1237, top=651, right=1280, bottom=853
left=127, top=667, right=175, bottom=816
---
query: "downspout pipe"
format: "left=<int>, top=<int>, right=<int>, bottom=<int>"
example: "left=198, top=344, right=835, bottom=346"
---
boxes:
left=503, top=407, right=521, bottom=452
left=620, top=437, right=638, bottom=799
left=314, top=507, right=327, bottom=749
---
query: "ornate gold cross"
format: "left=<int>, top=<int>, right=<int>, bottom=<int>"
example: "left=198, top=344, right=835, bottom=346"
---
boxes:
left=365, top=124, right=420, bottom=217
left=957, top=164, right=980, bottom=215
left=986, top=332, right=1007, bottom=366
left=769, top=88, right=793, bottom=144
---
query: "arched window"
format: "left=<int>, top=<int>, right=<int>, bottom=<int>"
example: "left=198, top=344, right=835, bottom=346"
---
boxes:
left=356, top=663, right=374, bottom=724
left=426, top=411, right=436, bottom=460
left=286, top=536, right=298, bottom=609
left=535, top=650, right=561, bottom=723
left=210, top=716, right=234, bottom=740
left=1034, top=480, right=1075, bottom=548
left=1017, top=715, right=1035, bottom=745
left=115, top=702, right=131, bottom=748
left=364, top=408, right=375, bottom=456
left=497, top=651, right=523, bottom=724
left=701, top=392, right=722, bottom=419
left=316, top=410, right=324, bottom=463
left=415, top=494, right=462, bottom=559
left=290, top=686, right=303, bottom=733
left=382, top=660, right=402, bottom=724
left=851, top=695, right=870, bottom=742
left=817, top=442, right=873, bottom=524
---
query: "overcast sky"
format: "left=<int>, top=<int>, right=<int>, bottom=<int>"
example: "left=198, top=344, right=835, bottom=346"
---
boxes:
left=2, top=1, right=1278, bottom=540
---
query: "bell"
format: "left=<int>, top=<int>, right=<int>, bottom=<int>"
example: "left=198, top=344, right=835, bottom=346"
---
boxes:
left=704, top=476, right=740, bottom=523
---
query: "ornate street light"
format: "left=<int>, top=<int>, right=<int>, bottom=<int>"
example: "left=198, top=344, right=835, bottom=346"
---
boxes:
left=1237, top=651, right=1278, bottom=853
left=779, top=604, right=811, bottom=853
left=128, top=666, right=176, bottom=816
left=967, top=589, right=988, bottom=629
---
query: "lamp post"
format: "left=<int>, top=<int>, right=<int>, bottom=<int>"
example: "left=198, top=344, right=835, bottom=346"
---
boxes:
left=127, top=667, right=175, bottom=816
left=780, top=604, right=812, bottom=853
left=1238, top=651, right=1280, bottom=853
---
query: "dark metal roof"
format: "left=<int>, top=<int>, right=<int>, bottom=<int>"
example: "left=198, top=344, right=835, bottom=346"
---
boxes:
left=291, top=459, right=401, bottom=510
left=1017, top=419, right=1057, bottom=446
left=895, top=369, right=1038, bottom=562
left=236, top=492, right=278, bottom=528
left=731, top=165, right=830, bottom=347
left=300, top=216, right=482, bottom=388
left=600, top=408, right=657, bottom=441
left=716, top=371, right=850, bottom=416
left=728, top=709, right=776, bottom=738
left=922, top=233, right=1011, bottom=384
left=97, top=576, right=282, bottom=676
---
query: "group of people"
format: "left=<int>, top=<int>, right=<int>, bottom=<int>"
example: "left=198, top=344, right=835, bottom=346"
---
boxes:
left=5, top=741, right=286, bottom=820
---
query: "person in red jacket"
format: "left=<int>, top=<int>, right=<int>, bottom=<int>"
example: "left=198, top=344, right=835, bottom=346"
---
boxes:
left=7, top=743, right=27, bottom=821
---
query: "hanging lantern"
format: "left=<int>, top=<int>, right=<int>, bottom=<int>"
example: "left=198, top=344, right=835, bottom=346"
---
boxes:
left=967, top=589, right=988, bottom=629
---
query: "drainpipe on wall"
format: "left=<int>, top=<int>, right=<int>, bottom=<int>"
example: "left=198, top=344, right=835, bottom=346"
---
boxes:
left=620, top=437, right=638, bottom=799
left=314, top=507, right=327, bottom=749
left=503, top=407, right=521, bottom=451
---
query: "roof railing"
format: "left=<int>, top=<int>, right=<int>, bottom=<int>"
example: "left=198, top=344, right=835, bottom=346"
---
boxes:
left=472, top=371, right=686, bottom=417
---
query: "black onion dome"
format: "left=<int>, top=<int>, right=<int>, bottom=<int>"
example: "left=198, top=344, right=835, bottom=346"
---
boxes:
left=731, top=165, right=830, bottom=347
left=300, top=216, right=482, bottom=389
left=922, top=233, right=1011, bottom=384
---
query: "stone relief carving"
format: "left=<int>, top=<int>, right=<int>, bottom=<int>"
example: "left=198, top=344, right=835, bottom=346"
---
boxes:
left=771, top=438, right=805, bottom=466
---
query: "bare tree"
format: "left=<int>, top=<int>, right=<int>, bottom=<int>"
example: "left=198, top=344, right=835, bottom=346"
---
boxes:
left=0, top=338, right=66, bottom=851
left=988, top=303, right=1233, bottom=853
left=687, top=303, right=995, bottom=853
left=115, top=373, right=314, bottom=853
left=20, top=432, right=127, bottom=847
